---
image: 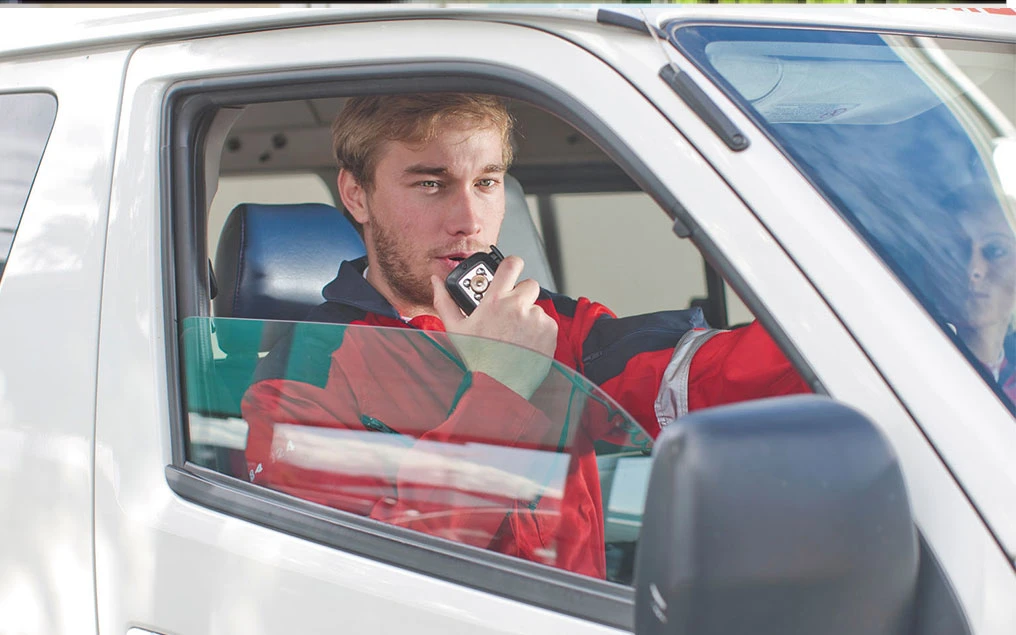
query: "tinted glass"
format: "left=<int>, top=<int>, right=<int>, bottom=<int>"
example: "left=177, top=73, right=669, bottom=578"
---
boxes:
left=0, top=92, right=57, bottom=277
left=674, top=26, right=1016, bottom=411
left=181, top=317, right=653, bottom=584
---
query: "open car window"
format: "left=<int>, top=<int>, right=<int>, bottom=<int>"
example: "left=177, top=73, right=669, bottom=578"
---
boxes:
left=673, top=26, right=1016, bottom=413
left=181, top=317, right=652, bottom=585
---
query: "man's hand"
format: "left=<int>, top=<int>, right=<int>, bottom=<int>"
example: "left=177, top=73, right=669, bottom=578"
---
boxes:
left=431, top=255, right=558, bottom=399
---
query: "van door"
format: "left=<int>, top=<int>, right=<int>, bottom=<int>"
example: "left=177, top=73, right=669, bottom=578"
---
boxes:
left=96, top=16, right=677, bottom=635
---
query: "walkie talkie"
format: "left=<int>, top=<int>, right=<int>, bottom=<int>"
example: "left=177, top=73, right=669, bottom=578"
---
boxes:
left=444, top=245, right=505, bottom=315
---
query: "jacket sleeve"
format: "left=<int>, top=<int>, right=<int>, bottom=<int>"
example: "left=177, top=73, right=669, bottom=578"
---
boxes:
left=367, top=366, right=608, bottom=578
left=655, top=321, right=811, bottom=426
left=241, top=335, right=581, bottom=571
left=559, top=298, right=809, bottom=439
left=366, top=370, right=567, bottom=552
left=242, top=370, right=380, bottom=514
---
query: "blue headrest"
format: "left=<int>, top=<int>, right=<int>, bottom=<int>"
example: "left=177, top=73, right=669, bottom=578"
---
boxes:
left=213, top=202, right=365, bottom=322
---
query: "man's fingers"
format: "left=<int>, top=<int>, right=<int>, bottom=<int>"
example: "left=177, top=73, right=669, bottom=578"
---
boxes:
left=486, top=255, right=525, bottom=297
left=513, top=278, right=541, bottom=306
left=431, top=276, right=466, bottom=326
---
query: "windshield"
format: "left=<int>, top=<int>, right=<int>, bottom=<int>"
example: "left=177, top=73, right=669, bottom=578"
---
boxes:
left=673, top=25, right=1016, bottom=411
left=181, top=316, right=652, bottom=584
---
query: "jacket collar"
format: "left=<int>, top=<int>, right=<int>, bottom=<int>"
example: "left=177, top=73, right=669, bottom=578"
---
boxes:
left=321, top=256, right=401, bottom=320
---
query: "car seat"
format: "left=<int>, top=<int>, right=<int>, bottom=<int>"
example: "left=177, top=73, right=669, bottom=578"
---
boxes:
left=188, top=201, right=366, bottom=476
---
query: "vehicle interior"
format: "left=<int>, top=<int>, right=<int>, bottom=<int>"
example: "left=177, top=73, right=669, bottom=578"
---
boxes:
left=183, top=92, right=756, bottom=587
left=204, top=97, right=753, bottom=327
left=170, top=85, right=768, bottom=589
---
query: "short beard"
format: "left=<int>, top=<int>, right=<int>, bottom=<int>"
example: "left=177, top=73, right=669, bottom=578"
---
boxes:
left=371, top=217, right=434, bottom=309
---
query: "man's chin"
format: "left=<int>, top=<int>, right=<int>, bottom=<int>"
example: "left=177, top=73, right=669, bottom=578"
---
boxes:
left=373, top=270, right=433, bottom=310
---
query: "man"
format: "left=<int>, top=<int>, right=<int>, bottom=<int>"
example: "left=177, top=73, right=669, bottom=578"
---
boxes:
left=242, top=93, right=808, bottom=579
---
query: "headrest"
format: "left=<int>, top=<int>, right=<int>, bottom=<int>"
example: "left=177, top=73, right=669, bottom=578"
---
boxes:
left=213, top=202, right=365, bottom=322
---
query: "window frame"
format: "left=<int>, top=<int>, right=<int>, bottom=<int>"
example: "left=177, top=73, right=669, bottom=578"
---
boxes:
left=163, top=60, right=820, bottom=629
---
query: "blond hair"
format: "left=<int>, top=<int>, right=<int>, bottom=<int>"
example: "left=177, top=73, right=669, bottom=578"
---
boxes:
left=331, top=93, right=515, bottom=191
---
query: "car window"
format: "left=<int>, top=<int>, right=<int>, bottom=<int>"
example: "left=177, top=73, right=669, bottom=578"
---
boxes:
left=548, top=190, right=754, bottom=323
left=177, top=85, right=808, bottom=599
left=182, top=317, right=653, bottom=584
left=0, top=92, right=57, bottom=278
left=673, top=26, right=1016, bottom=412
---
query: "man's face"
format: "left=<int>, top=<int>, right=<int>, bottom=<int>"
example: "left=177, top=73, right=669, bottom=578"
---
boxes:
left=343, top=122, right=507, bottom=316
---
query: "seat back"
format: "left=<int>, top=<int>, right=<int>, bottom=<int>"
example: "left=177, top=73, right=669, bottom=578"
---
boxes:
left=194, top=201, right=365, bottom=475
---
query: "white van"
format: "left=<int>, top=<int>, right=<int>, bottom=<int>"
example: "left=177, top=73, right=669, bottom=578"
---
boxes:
left=1, top=5, right=1014, bottom=634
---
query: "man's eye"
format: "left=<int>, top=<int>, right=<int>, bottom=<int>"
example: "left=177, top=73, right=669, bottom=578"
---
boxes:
left=419, top=180, right=440, bottom=188
left=477, top=178, right=497, bottom=187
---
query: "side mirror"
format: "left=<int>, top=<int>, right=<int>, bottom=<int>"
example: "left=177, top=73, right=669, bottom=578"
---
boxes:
left=634, top=395, right=918, bottom=635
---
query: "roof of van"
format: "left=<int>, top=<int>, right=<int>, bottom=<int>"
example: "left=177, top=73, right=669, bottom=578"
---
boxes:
left=1, top=5, right=1013, bottom=58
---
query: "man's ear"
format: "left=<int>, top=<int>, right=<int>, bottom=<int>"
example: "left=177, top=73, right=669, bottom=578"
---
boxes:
left=337, top=169, right=369, bottom=225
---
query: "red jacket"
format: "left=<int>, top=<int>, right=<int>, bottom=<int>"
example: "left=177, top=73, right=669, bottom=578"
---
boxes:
left=242, top=258, right=809, bottom=578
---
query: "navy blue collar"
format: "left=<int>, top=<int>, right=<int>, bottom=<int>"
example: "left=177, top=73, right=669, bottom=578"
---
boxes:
left=321, top=256, right=400, bottom=319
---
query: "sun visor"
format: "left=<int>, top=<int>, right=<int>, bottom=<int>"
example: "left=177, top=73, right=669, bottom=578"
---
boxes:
left=705, top=41, right=970, bottom=125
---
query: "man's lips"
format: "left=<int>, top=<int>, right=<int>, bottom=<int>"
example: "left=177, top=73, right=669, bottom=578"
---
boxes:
left=435, top=253, right=473, bottom=271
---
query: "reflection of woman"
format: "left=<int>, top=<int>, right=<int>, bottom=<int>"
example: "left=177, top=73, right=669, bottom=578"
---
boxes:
left=940, top=186, right=1016, bottom=401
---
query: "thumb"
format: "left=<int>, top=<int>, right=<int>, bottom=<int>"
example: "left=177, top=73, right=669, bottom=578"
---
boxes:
left=431, top=276, right=465, bottom=326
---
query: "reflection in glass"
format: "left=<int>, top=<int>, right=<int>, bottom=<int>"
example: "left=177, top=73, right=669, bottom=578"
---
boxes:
left=674, top=26, right=1016, bottom=408
left=182, top=317, right=651, bottom=583
left=0, top=93, right=57, bottom=279
left=937, top=186, right=1016, bottom=400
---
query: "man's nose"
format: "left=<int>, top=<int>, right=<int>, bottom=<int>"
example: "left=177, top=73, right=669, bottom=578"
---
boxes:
left=444, top=187, right=483, bottom=236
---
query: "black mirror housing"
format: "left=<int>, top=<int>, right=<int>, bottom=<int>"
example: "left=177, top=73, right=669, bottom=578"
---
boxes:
left=634, top=395, right=918, bottom=635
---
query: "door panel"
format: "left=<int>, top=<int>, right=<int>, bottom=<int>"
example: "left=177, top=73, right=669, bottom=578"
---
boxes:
left=96, top=17, right=662, bottom=635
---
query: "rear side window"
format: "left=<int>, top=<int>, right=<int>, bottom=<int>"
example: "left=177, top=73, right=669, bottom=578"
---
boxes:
left=0, top=92, right=57, bottom=278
